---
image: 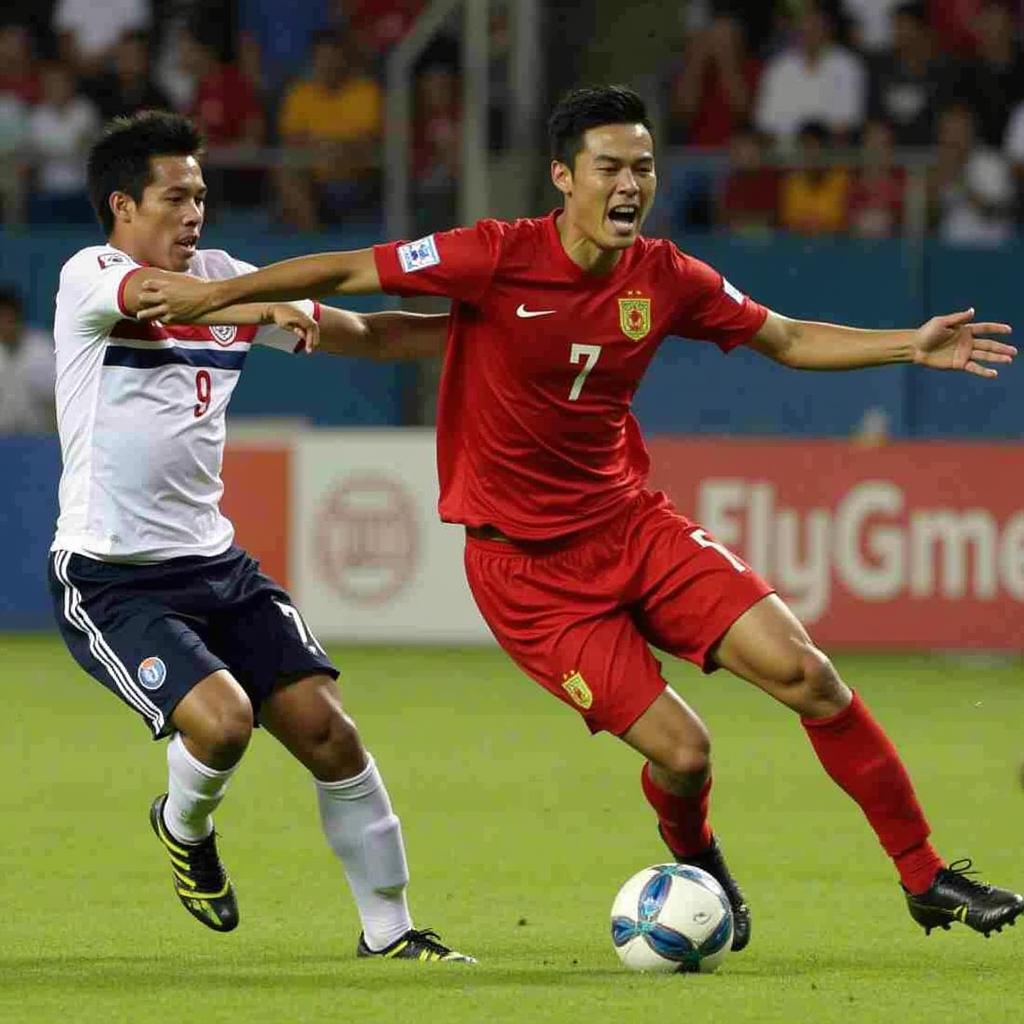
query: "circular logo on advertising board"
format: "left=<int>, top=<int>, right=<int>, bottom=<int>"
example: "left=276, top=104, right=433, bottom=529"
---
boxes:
left=314, top=475, right=419, bottom=606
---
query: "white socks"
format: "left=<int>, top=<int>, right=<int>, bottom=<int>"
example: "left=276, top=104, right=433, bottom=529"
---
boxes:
left=315, top=755, right=412, bottom=950
left=164, top=732, right=235, bottom=843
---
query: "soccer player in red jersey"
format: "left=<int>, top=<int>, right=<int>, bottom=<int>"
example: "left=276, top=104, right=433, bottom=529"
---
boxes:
left=139, top=85, right=1022, bottom=950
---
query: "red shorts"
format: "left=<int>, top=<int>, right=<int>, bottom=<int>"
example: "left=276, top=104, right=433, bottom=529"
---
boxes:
left=464, top=490, right=774, bottom=736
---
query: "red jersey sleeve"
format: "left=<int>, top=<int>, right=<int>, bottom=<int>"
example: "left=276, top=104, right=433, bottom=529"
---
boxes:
left=373, top=219, right=505, bottom=302
left=667, top=246, right=769, bottom=352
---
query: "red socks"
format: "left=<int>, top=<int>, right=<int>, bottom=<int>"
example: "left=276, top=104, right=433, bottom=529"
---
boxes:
left=802, top=691, right=943, bottom=894
left=641, top=761, right=713, bottom=858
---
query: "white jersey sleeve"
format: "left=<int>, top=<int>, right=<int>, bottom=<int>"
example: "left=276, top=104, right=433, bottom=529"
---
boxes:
left=210, top=252, right=320, bottom=353
left=59, top=246, right=143, bottom=334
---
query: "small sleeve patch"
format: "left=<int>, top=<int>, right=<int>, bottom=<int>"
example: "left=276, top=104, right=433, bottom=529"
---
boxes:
left=397, top=235, right=440, bottom=273
left=97, top=251, right=132, bottom=270
left=722, top=278, right=744, bottom=304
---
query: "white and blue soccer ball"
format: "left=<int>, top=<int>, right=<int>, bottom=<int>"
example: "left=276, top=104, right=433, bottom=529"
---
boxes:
left=610, top=864, right=734, bottom=973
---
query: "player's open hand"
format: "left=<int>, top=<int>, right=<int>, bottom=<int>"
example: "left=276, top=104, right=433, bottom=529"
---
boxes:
left=269, top=303, right=319, bottom=353
left=913, top=308, right=1017, bottom=378
left=137, top=274, right=217, bottom=322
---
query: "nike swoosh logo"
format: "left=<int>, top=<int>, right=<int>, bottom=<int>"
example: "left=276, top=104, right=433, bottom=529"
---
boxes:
left=516, top=304, right=557, bottom=319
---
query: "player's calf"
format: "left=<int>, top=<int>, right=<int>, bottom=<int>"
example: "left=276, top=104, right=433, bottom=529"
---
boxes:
left=149, top=794, right=239, bottom=932
left=905, top=859, right=1024, bottom=937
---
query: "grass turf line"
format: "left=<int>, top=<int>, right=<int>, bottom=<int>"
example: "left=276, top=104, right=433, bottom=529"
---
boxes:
left=1, top=635, right=1021, bottom=1023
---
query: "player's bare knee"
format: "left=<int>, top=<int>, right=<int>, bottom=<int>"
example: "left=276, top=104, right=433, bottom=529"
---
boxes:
left=785, top=645, right=848, bottom=717
left=652, top=725, right=712, bottom=783
left=304, top=709, right=366, bottom=779
left=199, top=699, right=253, bottom=765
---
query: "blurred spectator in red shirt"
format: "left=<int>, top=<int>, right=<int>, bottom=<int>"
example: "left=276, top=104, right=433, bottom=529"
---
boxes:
left=847, top=119, right=906, bottom=236
left=183, top=33, right=264, bottom=148
left=667, top=14, right=761, bottom=147
left=928, top=0, right=986, bottom=55
left=718, top=126, right=778, bottom=236
left=182, top=31, right=265, bottom=209
left=340, top=0, right=425, bottom=57
left=88, top=31, right=173, bottom=122
left=0, top=23, right=40, bottom=105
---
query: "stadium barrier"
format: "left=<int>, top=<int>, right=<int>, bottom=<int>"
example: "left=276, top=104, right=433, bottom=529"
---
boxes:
left=4, top=432, right=1022, bottom=650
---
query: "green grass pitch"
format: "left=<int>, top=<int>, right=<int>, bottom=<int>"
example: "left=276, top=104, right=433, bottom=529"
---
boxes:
left=1, top=634, right=1021, bottom=1023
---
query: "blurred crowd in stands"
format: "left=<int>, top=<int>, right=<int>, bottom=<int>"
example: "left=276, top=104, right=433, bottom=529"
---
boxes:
left=663, top=0, right=1024, bottom=243
left=0, top=0, right=462, bottom=231
left=2, top=0, right=1024, bottom=240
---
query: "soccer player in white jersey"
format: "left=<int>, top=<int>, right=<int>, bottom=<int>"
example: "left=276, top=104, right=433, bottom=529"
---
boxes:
left=47, top=110, right=472, bottom=963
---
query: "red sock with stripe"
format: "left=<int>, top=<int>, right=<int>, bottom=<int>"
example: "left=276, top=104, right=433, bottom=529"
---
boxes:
left=801, top=691, right=943, bottom=894
left=641, top=761, right=713, bottom=858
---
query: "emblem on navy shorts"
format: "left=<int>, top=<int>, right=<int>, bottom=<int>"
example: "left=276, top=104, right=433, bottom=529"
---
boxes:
left=137, top=656, right=167, bottom=691
left=210, top=324, right=237, bottom=345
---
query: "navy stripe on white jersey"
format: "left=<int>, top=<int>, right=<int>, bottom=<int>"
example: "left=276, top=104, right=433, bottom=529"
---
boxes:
left=103, top=345, right=248, bottom=370
left=51, top=245, right=318, bottom=563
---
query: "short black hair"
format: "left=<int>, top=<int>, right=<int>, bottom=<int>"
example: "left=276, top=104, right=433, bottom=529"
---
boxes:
left=548, top=85, right=653, bottom=168
left=86, top=111, right=204, bottom=235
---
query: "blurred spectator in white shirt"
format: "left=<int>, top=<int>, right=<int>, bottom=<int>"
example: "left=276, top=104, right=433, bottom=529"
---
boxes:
left=932, top=102, right=1014, bottom=246
left=844, top=0, right=903, bottom=53
left=755, top=1, right=867, bottom=145
left=26, top=62, right=99, bottom=224
left=999, top=92, right=1024, bottom=220
left=0, top=285, right=55, bottom=434
left=54, top=0, right=151, bottom=77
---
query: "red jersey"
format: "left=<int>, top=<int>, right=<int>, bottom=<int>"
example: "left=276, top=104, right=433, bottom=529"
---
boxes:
left=373, top=211, right=768, bottom=540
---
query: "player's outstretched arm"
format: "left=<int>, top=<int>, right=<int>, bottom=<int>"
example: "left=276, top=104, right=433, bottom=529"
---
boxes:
left=750, top=309, right=1016, bottom=377
left=137, top=249, right=381, bottom=323
left=121, top=269, right=319, bottom=352
left=317, top=308, right=448, bottom=360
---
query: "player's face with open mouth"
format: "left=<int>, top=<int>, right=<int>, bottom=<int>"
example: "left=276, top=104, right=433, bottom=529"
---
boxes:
left=567, top=124, right=656, bottom=250
left=130, top=156, right=207, bottom=272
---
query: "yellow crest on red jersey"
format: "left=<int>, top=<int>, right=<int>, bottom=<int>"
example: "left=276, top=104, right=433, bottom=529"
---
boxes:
left=618, top=295, right=651, bottom=340
left=561, top=670, right=593, bottom=710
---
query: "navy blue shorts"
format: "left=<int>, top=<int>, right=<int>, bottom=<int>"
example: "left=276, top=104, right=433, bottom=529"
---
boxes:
left=48, top=546, right=338, bottom=739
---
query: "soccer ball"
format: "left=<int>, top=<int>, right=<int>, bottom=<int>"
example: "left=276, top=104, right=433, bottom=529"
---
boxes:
left=610, top=863, right=734, bottom=973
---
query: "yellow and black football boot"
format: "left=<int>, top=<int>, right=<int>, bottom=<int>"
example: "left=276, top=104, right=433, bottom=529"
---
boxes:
left=905, top=859, right=1024, bottom=937
left=149, top=794, right=239, bottom=932
left=357, top=928, right=476, bottom=962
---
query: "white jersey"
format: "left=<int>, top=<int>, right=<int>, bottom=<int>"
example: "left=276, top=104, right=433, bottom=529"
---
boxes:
left=51, top=245, right=318, bottom=562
